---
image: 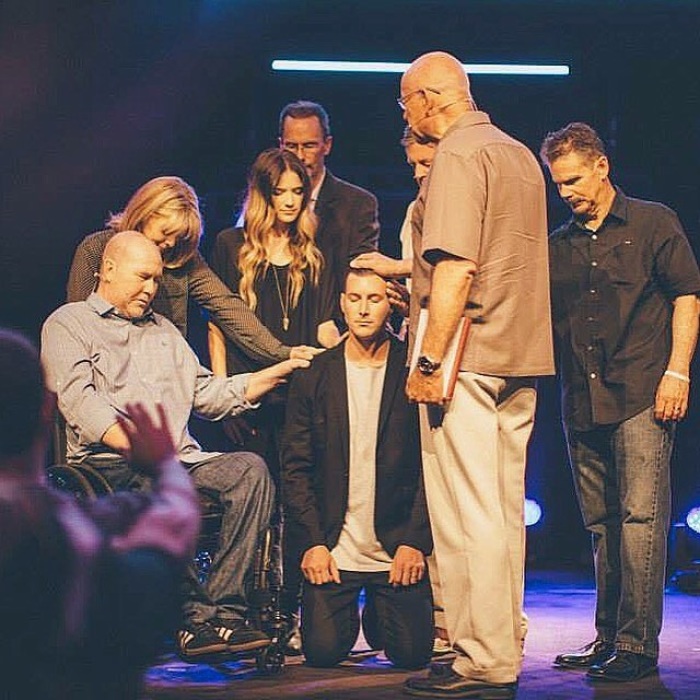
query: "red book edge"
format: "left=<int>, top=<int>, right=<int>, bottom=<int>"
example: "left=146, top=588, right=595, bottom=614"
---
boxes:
left=443, top=316, right=471, bottom=401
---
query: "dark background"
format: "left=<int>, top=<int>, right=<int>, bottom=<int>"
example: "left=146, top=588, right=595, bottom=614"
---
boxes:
left=2, top=0, right=699, bottom=564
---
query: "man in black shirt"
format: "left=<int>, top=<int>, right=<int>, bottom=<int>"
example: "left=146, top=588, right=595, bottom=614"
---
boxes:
left=541, top=122, right=700, bottom=682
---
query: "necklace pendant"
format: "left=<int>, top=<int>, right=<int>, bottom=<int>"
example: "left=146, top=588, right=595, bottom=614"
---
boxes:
left=283, top=317, right=290, bottom=332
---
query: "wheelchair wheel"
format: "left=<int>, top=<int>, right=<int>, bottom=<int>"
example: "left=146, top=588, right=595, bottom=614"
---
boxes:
left=255, top=644, right=285, bottom=675
left=46, top=465, right=95, bottom=500
left=75, top=464, right=113, bottom=496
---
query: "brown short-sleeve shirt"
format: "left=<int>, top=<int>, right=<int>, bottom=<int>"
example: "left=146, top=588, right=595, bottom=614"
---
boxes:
left=410, top=111, right=554, bottom=377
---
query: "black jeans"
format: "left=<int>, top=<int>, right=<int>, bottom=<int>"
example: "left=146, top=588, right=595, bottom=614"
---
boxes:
left=301, top=569, right=433, bottom=669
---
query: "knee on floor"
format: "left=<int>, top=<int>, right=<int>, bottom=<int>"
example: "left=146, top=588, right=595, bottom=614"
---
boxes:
left=302, top=640, right=349, bottom=668
left=301, top=626, right=354, bottom=668
left=385, top=639, right=432, bottom=670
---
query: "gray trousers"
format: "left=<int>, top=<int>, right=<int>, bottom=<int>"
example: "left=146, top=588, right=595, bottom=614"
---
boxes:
left=86, top=451, right=274, bottom=624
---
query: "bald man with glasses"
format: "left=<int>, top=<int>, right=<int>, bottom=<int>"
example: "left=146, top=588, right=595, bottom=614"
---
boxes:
left=400, top=52, right=553, bottom=699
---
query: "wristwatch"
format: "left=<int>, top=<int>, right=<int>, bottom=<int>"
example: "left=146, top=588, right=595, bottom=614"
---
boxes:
left=417, top=355, right=442, bottom=376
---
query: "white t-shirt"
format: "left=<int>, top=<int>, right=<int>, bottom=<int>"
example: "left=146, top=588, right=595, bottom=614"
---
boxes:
left=331, top=357, right=392, bottom=572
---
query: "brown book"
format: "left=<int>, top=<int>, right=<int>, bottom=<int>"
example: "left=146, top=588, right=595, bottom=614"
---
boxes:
left=410, top=308, right=471, bottom=401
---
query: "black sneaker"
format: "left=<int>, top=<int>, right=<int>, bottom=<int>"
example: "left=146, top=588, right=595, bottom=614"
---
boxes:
left=213, top=618, right=270, bottom=653
left=177, top=622, right=229, bottom=659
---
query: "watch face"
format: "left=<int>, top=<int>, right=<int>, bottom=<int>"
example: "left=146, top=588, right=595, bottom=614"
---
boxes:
left=418, top=355, right=438, bottom=375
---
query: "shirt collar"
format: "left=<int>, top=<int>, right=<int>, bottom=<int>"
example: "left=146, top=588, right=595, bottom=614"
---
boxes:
left=310, top=168, right=327, bottom=210
left=86, top=292, right=157, bottom=324
left=607, top=187, right=629, bottom=224
left=443, top=110, right=492, bottom=139
left=565, top=186, right=628, bottom=236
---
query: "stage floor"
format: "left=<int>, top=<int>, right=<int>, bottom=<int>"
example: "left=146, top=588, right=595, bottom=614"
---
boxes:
left=142, top=570, right=699, bottom=699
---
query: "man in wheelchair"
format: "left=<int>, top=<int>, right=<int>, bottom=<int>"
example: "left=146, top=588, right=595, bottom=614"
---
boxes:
left=41, top=231, right=310, bottom=661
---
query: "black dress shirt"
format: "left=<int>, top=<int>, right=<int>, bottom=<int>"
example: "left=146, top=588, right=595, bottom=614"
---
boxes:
left=549, top=189, right=700, bottom=431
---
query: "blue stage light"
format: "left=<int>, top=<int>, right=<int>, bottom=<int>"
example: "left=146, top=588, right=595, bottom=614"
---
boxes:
left=272, top=60, right=570, bottom=77
left=524, top=498, right=542, bottom=527
left=686, top=506, right=700, bottom=535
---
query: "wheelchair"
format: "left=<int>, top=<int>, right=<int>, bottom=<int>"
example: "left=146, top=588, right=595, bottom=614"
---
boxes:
left=195, top=485, right=287, bottom=674
left=46, top=431, right=286, bottom=675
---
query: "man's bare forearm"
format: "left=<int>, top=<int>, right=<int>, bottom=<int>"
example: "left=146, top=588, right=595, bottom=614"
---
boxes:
left=667, top=294, right=700, bottom=375
left=101, top=422, right=131, bottom=453
left=421, top=257, right=476, bottom=361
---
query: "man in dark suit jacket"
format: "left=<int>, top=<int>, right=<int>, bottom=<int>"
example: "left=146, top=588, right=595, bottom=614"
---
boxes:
left=279, top=100, right=380, bottom=291
left=281, top=268, right=433, bottom=669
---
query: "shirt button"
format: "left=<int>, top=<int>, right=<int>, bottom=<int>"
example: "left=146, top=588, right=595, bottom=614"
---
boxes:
left=590, top=372, right=597, bottom=379
left=586, top=345, right=594, bottom=351
left=591, top=234, right=598, bottom=241
left=589, top=289, right=596, bottom=294
left=591, top=261, right=598, bottom=267
left=587, top=317, right=594, bottom=322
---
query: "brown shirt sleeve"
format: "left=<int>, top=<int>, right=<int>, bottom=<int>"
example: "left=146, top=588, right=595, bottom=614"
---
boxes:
left=421, top=148, right=486, bottom=266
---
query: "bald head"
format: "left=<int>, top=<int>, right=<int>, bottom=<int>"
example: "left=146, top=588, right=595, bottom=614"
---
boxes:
left=400, top=52, right=474, bottom=141
left=402, top=52, right=470, bottom=95
left=98, top=231, right=163, bottom=318
left=102, top=230, right=161, bottom=266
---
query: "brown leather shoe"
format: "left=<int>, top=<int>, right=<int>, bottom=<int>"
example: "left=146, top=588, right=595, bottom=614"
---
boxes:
left=404, top=663, right=517, bottom=698
left=587, top=651, right=658, bottom=682
left=553, top=640, right=615, bottom=669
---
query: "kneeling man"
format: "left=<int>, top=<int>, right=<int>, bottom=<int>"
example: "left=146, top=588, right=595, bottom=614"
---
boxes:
left=282, top=268, right=433, bottom=669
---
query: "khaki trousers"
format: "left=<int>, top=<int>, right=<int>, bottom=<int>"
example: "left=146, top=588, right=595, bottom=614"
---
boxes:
left=419, top=373, right=536, bottom=683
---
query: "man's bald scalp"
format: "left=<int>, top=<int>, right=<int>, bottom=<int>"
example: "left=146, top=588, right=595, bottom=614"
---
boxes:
left=402, top=51, right=470, bottom=100
left=102, top=230, right=161, bottom=268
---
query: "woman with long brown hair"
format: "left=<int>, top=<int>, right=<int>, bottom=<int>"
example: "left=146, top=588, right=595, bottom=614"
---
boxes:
left=208, top=149, right=340, bottom=648
left=208, top=149, right=339, bottom=377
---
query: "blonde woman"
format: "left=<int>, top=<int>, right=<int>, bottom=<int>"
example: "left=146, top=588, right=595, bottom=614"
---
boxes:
left=67, top=176, right=310, bottom=364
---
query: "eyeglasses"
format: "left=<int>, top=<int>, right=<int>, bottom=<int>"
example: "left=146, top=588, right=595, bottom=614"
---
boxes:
left=396, top=86, right=441, bottom=110
left=281, top=141, right=323, bottom=155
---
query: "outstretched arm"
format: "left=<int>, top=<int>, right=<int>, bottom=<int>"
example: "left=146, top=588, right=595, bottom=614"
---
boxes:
left=188, top=252, right=292, bottom=364
left=244, top=358, right=311, bottom=404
